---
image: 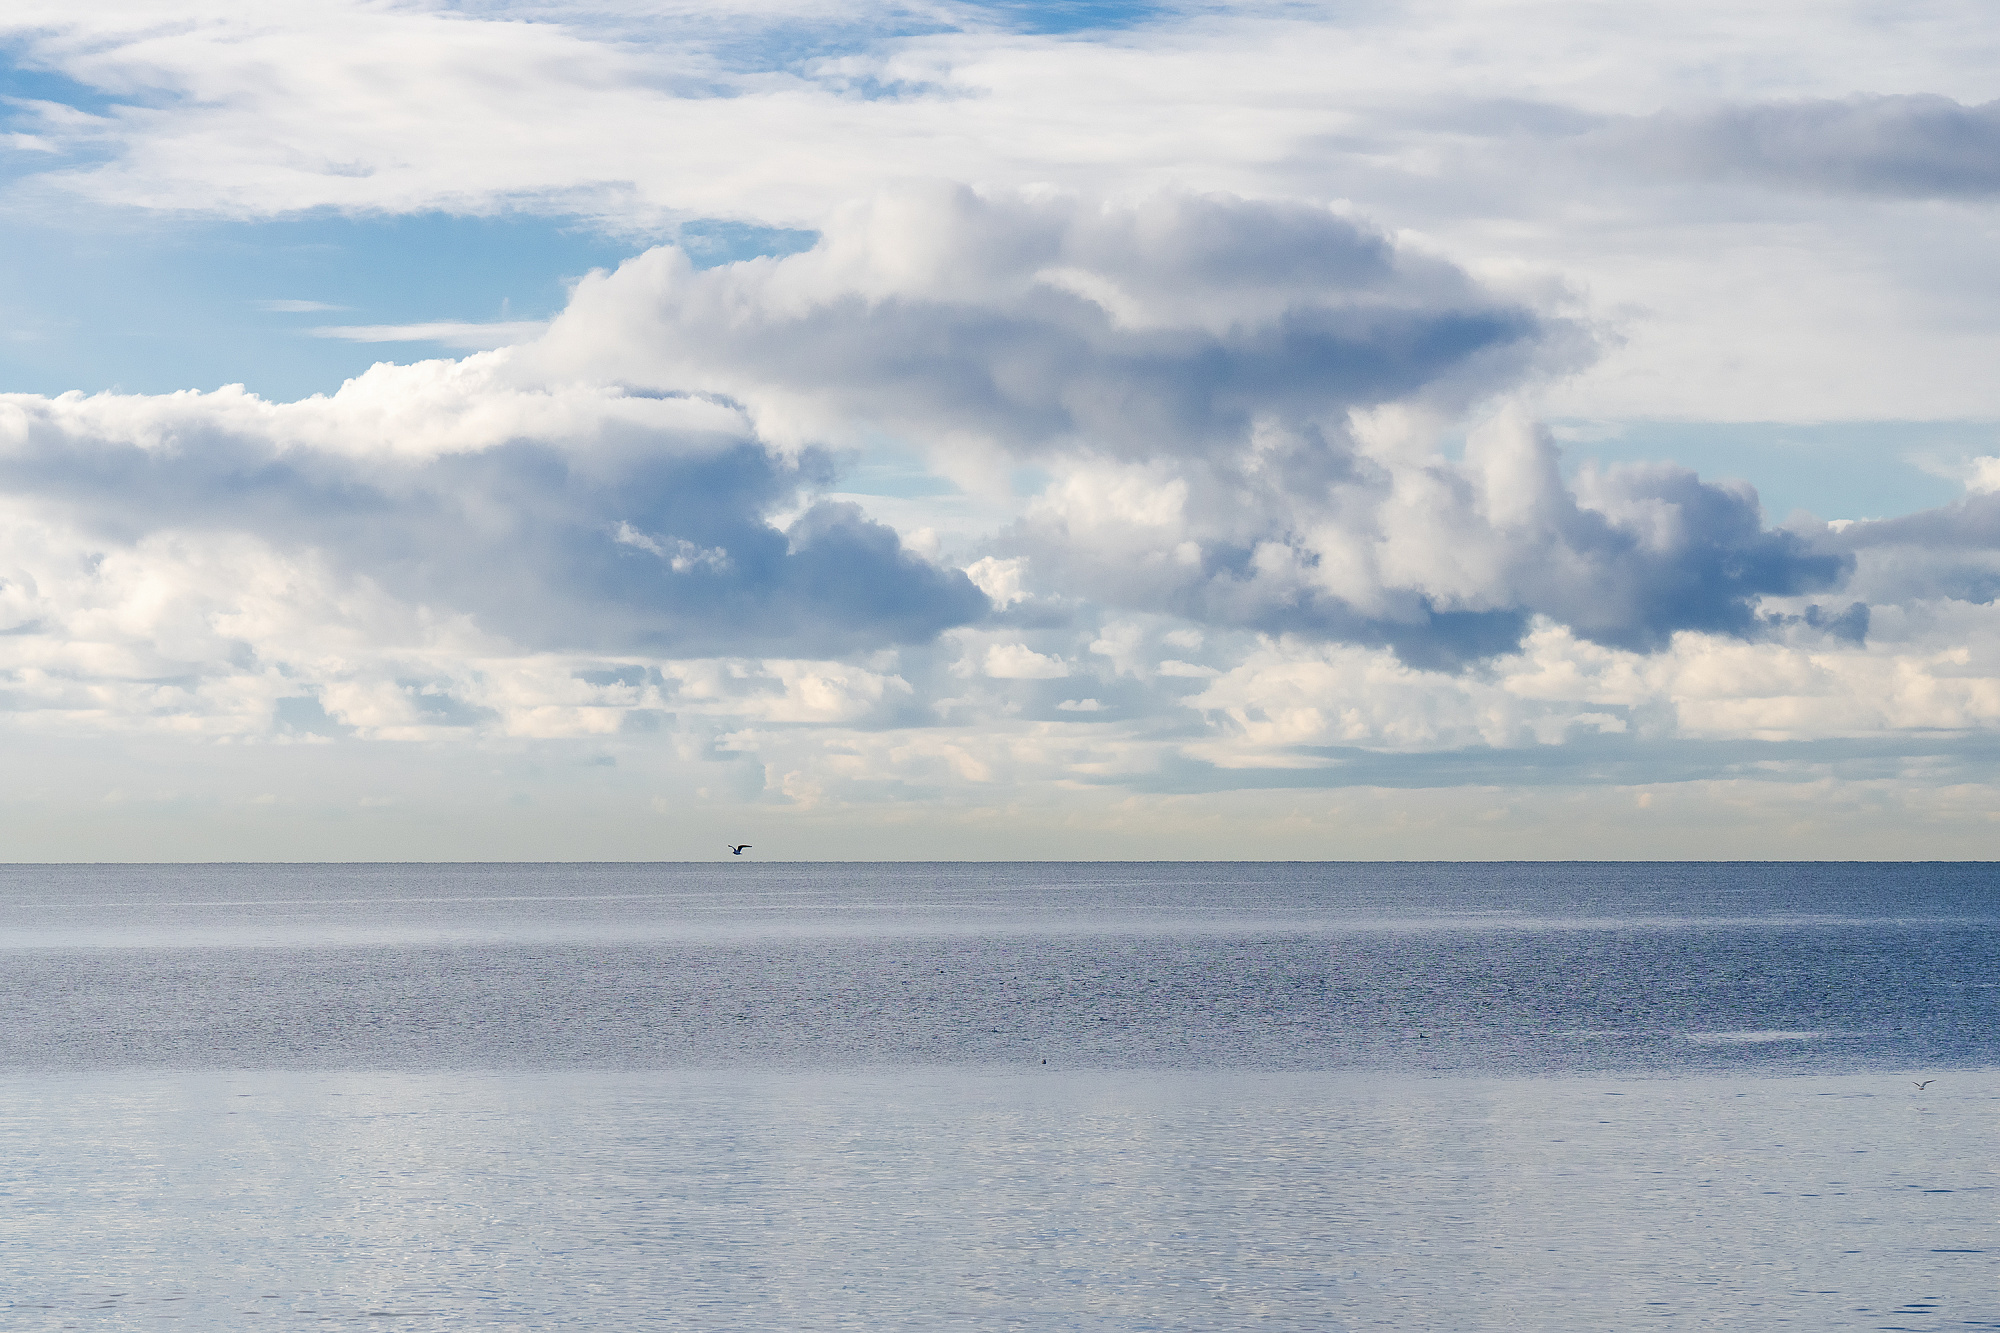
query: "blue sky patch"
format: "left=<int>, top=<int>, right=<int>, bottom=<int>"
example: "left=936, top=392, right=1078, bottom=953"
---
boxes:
left=0, top=54, right=134, bottom=119
left=962, top=0, right=1173, bottom=35
left=1554, top=420, right=1994, bottom=522
left=0, top=210, right=813, bottom=401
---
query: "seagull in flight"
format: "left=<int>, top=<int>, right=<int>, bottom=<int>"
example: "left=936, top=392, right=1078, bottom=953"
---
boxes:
left=728, top=844, right=752, bottom=856
left=1914, top=1079, right=1934, bottom=1090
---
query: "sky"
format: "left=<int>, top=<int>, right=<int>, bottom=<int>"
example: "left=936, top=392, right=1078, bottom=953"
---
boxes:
left=2, top=0, right=1999, bottom=859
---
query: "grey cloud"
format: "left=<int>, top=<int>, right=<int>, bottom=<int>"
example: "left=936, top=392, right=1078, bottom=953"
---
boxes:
left=1008, top=423, right=1849, bottom=667
left=533, top=188, right=1570, bottom=458
left=1836, top=490, right=2000, bottom=550
left=1111, top=468, right=1841, bottom=665
left=1208, top=592, right=1531, bottom=673
left=746, top=295, right=1538, bottom=462
left=1520, top=460, right=1852, bottom=652
left=530, top=188, right=1857, bottom=666
left=0, top=185, right=1863, bottom=684
left=1760, top=600, right=1871, bottom=644
left=1822, top=492, right=2000, bottom=605
left=1627, top=95, right=2000, bottom=198
left=0, top=410, right=986, bottom=658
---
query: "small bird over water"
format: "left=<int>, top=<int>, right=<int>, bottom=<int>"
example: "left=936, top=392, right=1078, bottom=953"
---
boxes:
left=728, top=844, right=752, bottom=856
left=1914, top=1079, right=1934, bottom=1090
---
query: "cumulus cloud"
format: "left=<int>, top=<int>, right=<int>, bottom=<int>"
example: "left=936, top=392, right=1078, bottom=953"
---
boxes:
left=0, top=177, right=1995, bottom=838
left=513, top=189, right=1847, bottom=665
left=1005, top=418, right=1852, bottom=667
left=0, top=360, right=986, bottom=663
left=1189, top=618, right=2000, bottom=763
left=983, top=642, right=1068, bottom=679
left=525, top=187, right=1558, bottom=457
left=0, top=181, right=1948, bottom=793
left=7, top=3, right=2000, bottom=857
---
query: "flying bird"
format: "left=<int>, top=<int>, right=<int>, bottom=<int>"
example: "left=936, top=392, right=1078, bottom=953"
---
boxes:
left=728, top=844, right=751, bottom=856
left=1914, top=1079, right=1934, bottom=1090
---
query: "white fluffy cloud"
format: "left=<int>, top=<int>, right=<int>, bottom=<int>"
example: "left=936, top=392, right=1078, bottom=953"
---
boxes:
left=509, top=191, right=1850, bottom=665
left=0, top=354, right=986, bottom=665
left=1, top=187, right=1995, bottom=797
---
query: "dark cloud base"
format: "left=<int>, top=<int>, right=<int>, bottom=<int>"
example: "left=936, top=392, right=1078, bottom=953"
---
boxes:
left=1630, top=94, right=2000, bottom=199
left=1, top=429, right=987, bottom=658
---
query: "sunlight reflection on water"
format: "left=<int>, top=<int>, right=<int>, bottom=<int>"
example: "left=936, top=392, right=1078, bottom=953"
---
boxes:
left=1, top=1069, right=1995, bottom=1331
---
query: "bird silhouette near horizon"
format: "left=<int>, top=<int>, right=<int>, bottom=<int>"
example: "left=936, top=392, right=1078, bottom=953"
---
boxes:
left=1914, top=1079, right=1934, bottom=1090
left=728, top=844, right=752, bottom=856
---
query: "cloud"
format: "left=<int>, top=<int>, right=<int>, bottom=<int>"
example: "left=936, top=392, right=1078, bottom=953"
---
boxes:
left=6, top=4, right=2000, bottom=858
left=962, top=555, right=1027, bottom=607
left=984, top=642, right=1068, bottom=678
left=1819, top=491, right=2000, bottom=607
left=1627, top=95, right=2000, bottom=198
left=0, top=182, right=1919, bottom=796
left=527, top=187, right=1559, bottom=458
left=0, top=360, right=986, bottom=663
left=1967, top=456, right=2000, bottom=495
left=12, top=0, right=2000, bottom=434
left=1005, top=423, right=1850, bottom=668
left=1008, top=436, right=1848, bottom=668
left=1499, top=441, right=1853, bottom=651
left=1179, top=616, right=2000, bottom=769
left=518, top=187, right=1845, bottom=665
left=15, top=1, right=1996, bottom=223
left=310, top=321, right=548, bottom=348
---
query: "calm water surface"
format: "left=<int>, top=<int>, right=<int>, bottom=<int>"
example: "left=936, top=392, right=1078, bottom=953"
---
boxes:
left=0, top=863, right=1994, bottom=1329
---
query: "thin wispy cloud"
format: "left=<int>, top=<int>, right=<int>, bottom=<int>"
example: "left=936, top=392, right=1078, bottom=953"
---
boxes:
left=309, top=320, right=549, bottom=348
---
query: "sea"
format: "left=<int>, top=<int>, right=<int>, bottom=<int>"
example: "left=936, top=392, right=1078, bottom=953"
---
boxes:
left=0, top=861, right=1993, bottom=1331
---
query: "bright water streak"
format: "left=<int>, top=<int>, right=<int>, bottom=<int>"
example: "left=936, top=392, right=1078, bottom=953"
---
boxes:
left=0, top=862, right=1995, bottom=1330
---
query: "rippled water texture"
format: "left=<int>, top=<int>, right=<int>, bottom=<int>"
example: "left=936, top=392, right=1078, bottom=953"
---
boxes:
left=0, top=863, right=1994, bottom=1329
